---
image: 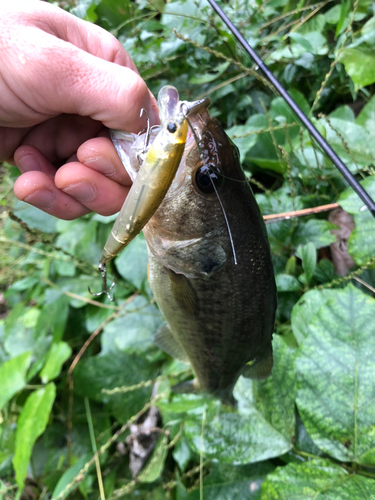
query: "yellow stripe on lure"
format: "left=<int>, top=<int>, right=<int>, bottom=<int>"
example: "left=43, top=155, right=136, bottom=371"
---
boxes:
left=90, top=86, right=189, bottom=299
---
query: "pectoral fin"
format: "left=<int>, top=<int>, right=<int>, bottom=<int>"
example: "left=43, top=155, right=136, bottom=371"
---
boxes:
left=166, top=268, right=198, bottom=316
left=153, top=324, right=189, bottom=363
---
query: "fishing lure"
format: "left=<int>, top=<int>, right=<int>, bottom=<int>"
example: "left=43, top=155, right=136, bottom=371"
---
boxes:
left=90, top=86, right=208, bottom=300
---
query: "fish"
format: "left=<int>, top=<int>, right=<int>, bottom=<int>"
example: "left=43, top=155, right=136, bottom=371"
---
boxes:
left=117, top=89, right=277, bottom=404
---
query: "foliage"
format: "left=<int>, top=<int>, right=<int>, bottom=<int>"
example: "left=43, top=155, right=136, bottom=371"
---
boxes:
left=1, top=0, right=375, bottom=498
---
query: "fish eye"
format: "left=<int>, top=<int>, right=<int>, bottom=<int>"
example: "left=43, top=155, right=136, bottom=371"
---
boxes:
left=194, top=164, right=222, bottom=195
left=167, top=122, right=178, bottom=133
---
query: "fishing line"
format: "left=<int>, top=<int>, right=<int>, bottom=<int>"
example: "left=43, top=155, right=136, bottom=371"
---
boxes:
left=211, top=172, right=238, bottom=265
left=183, top=109, right=238, bottom=264
left=207, top=0, right=375, bottom=218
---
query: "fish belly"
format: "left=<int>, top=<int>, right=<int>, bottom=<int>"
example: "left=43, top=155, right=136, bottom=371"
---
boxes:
left=147, top=249, right=275, bottom=401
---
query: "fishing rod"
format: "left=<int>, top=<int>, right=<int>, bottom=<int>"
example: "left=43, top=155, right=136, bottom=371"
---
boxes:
left=207, top=0, right=375, bottom=219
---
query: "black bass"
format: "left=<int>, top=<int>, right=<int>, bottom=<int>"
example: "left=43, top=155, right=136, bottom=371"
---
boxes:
left=118, top=91, right=277, bottom=404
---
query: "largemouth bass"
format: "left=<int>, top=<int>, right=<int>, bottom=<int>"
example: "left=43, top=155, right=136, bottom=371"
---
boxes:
left=115, top=89, right=277, bottom=404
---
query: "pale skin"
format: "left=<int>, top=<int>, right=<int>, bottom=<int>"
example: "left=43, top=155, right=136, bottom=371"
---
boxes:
left=0, top=0, right=159, bottom=220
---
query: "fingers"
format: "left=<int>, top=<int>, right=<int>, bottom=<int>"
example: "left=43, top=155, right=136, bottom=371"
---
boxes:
left=14, top=137, right=131, bottom=219
left=1, top=10, right=159, bottom=131
left=13, top=170, right=91, bottom=220
left=55, top=162, right=130, bottom=216
left=77, top=137, right=132, bottom=186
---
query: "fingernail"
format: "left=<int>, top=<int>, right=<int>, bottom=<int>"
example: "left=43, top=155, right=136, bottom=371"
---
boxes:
left=17, top=154, right=40, bottom=173
left=84, top=157, right=114, bottom=175
left=24, top=189, right=55, bottom=209
left=63, top=181, right=97, bottom=202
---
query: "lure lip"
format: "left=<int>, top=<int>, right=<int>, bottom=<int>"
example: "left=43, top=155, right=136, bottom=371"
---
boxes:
left=180, top=97, right=211, bottom=117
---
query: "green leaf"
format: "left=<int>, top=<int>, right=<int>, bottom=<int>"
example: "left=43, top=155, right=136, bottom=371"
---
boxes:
left=0, top=422, right=16, bottom=473
left=320, top=117, right=375, bottom=169
left=137, top=435, right=168, bottom=483
left=296, top=285, right=375, bottom=463
left=339, top=176, right=375, bottom=265
left=227, top=124, right=258, bottom=160
left=296, top=242, right=316, bottom=283
left=185, top=380, right=291, bottom=464
left=178, top=462, right=275, bottom=500
left=73, top=351, right=155, bottom=423
left=339, top=177, right=375, bottom=214
left=339, top=48, right=375, bottom=88
left=100, top=296, right=163, bottom=355
left=336, top=0, right=351, bottom=36
left=275, top=274, right=301, bottom=292
left=288, top=33, right=313, bottom=52
left=13, top=201, right=58, bottom=233
left=262, top=459, right=375, bottom=499
left=291, top=289, right=337, bottom=344
left=51, top=454, right=91, bottom=500
left=190, top=61, right=230, bottom=84
left=13, top=383, right=56, bottom=491
left=292, top=219, right=336, bottom=249
left=0, top=352, right=31, bottom=410
left=356, top=95, right=375, bottom=130
left=173, top=438, right=194, bottom=473
left=37, top=295, right=70, bottom=343
left=245, top=114, right=287, bottom=174
left=325, top=5, right=341, bottom=24
left=115, top=233, right=148, bottom=290
left=39, top=342, right=72, bottom=384
left=253, top=336, right=296, bottom=442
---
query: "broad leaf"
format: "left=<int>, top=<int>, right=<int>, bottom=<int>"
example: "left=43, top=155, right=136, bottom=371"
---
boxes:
left=253, top=336, right=296, bottom=442
left=51, top=454, right=91, bottom=500
left=137, top=435, right=168, bottom=483
left=100, top=295, right=163, bottom=355
left=291, top=289, right=337, bottom=344
left=185, top=379, right=291, bottom=464
left=73, top=351, right=156, bottom=423
left=292, top=219, right=336, bottom=249
left=115, top=233, right=148, bottom=290
left=339, top=47, right=375, bottom=88
left=275, top=274, right=301, bottom=292
left=13, top=384, right=56, bottom=491
left=40, top=342, right=72, bottom=383
left=296, top=242, right=316, bottom=283
left=0, top=352, right=31, bottom=410
left=178, top=462, right=275, bottom=500
left=13, top=201, right=57, bottom=233
left=339, top=176, right=375, bottom=265
left=262, top=459, right=375, bottom=499
left=296, top=285, right=375, bottom=463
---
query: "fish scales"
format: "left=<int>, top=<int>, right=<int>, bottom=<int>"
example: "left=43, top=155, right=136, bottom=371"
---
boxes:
left=143, top=105, right=277, bottom=403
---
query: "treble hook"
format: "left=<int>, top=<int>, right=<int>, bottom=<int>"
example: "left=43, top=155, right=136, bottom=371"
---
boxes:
left=88, top=263, right=115, bottom=302
left=140, top=108, right=151, bottom=154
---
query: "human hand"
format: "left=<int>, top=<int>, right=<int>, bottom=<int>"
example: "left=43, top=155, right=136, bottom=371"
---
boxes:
left=0, top=0, right=159, bottom=219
